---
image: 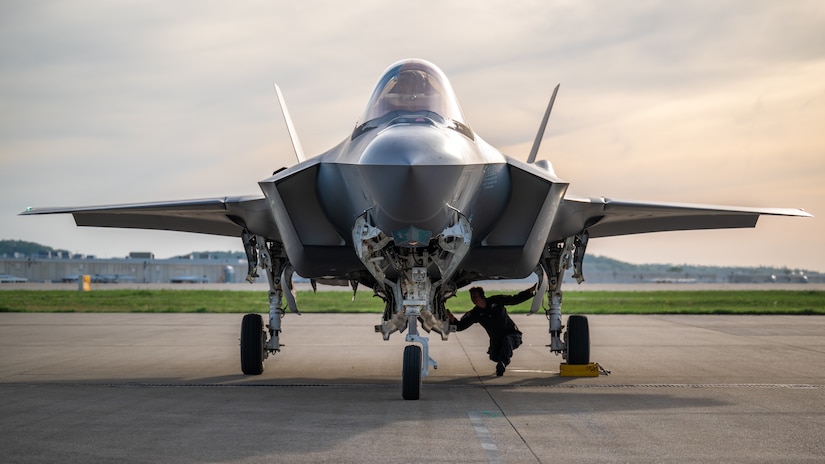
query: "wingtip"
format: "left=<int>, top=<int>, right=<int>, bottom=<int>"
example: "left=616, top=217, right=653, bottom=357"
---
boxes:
left=19, top=206, right=43, bottom=216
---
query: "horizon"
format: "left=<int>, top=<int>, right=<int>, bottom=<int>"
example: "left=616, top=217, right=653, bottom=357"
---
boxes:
left=2, top=239, right=817, bottom=275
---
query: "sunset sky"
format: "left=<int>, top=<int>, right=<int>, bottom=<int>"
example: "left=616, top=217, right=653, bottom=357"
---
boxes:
left=2, top=1, right=823, bottom=271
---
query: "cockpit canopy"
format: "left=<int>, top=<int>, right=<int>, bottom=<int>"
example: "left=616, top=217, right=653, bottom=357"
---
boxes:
left=358, top=59, right=469, bottom=127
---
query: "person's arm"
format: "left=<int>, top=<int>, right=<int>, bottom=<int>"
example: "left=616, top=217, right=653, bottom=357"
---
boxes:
left=496, top=285, right=538, bottom=306
left=454, top=309, right=477, bottom=332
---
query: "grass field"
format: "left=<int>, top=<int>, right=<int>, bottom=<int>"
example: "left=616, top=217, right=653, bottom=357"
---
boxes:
left=1, top=289, right=823, bottom=315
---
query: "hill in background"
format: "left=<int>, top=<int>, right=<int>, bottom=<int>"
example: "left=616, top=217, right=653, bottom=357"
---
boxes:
left=0, top=239, right=816, bottom=279
left=0, top=240, right=70, bottom=257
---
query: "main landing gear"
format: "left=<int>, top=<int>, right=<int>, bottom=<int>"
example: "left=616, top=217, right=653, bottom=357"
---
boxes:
left=536, top=233, right=592, bottom=366
left=238, top=232, right=297, bottom=376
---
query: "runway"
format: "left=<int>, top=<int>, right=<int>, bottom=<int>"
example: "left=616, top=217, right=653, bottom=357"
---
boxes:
left=2, top=313, right=824, bottom=462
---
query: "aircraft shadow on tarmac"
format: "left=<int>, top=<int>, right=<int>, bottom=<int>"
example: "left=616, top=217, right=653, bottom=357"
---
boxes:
left=5, top=378, right=733, bottom=463
left=58, top=373, right=732, bottom=416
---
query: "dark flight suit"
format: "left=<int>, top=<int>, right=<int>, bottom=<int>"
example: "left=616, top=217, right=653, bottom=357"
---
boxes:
left=455, top=288, right=534, bottom=369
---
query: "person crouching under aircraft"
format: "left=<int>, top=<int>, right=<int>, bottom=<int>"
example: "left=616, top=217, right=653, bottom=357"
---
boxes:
left=451, top=284, right=537, bottom=376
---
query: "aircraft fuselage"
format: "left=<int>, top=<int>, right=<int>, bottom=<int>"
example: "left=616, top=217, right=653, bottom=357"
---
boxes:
left=259, top=110, right=568, bottom=287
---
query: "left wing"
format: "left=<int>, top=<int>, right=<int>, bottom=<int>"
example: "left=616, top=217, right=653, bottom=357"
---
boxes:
left=20, top=196, right=280, bottom=240
left=551, top=196, right=812, bottom=240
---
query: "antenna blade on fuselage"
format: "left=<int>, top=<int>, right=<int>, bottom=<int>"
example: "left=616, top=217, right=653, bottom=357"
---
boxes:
left=526, top=83, right=560, bottom=164
left=274, top=83, right=306, bottom=163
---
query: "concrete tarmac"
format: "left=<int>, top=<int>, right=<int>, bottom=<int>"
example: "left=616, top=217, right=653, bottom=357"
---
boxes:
left=2, top=313, right=824, bottom=463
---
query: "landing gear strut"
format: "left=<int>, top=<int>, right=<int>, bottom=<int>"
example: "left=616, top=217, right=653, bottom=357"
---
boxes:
left=239, top=231, right=296, bottom=376
left=400, top=296, right=439, bottom=400
left=356, top=212, right=470, bottom=400
left=540, top=232, right=591, bottom=364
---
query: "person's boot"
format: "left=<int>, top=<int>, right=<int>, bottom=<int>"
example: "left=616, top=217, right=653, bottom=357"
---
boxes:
left=496, top=361, right=505, bottom=376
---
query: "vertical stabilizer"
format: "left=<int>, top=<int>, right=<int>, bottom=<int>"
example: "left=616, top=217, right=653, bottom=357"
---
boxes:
left=274, top=83, right=306, bottom=163
left=527, top=84, right=560, bottom=164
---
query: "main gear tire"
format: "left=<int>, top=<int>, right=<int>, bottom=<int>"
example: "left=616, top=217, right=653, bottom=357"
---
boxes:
left=240, top=313, right=266, bottom=375
left=566, top=315, right=590, bottom=365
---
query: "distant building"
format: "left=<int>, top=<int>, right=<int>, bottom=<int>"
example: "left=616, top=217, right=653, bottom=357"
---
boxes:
left=2, top=250, right=820, bottom=285
left=0, top=253, right=246, bottom=284
left=128, top=252, right=155, bottom=259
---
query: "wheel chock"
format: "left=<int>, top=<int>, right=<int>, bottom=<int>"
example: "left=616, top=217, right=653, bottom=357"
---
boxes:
left=559, top=362, right=602, bottom=377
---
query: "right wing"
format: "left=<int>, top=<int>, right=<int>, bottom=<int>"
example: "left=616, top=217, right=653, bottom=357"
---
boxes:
left=552, top=195, right=812, bottom=240
left=21, top=196, right=280, bottom=241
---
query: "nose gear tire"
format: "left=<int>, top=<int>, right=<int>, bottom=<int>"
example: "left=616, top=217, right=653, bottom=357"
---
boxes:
left=402, top=345, right=423, bottom=400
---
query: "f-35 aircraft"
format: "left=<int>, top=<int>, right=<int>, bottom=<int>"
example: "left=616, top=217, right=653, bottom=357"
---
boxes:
left=23, top=59, right=811, bottom=399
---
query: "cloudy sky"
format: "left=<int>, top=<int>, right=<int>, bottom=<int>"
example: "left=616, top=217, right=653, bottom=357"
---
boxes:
left=2, top=1, right=823, bottom=271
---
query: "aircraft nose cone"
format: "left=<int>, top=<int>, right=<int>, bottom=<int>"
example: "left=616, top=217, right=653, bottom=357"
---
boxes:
left=359, top=126, right=468, bottom=232
left=359, top=124, right=466, bottom=166
left=362, top=164, right=455, bottom=224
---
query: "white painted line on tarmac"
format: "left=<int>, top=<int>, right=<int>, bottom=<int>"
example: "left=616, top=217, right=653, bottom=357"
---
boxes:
left=468, top=411, right=502, bottom=464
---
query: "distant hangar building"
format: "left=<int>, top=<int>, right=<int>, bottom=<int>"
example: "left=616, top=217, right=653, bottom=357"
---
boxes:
left=0, top=251, right=245, bottom=284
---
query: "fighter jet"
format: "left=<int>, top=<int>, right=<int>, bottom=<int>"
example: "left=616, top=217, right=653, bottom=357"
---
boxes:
left=22, top=59, right=811, bottom=399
